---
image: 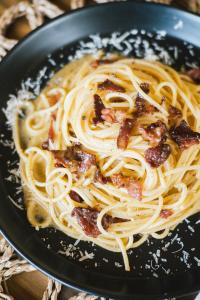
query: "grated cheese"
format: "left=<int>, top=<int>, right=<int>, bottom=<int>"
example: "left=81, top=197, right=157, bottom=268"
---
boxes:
left=194, top=257, right=200, bottom=267
left=8, top=195, right=23, bottom=210
left=79, top=251, right=94, bottom=261
left=115, top=262, right=123, bottom=268
left=68, top=30, right=174, bottom=65
left=2, top=86, right=34, bottom=129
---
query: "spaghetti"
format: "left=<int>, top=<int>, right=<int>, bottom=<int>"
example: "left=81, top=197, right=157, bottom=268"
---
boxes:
left=13, top=54, right=200, bottom=271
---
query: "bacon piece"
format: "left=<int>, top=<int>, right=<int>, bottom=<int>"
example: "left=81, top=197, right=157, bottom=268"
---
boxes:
left=98, top=79, right=125, bottom=93
left=186, top=68, right=200, bottom=82
left=117, top=118, right=135, bottom=150
left=71, top=207, right=126, bottom=238
left=115, top=110, right=127, bottom=123
left=93, top=94, right=126, bottom=125
left=93, top=94, right=105, bottom=125
left=133, top=82, right=155, bottom=116
left=69, top=191, right=83, bottom=203
left=53, top=149, right=79, bottom=172
left=42, top=141, right=49, bottom=150
left=52, top=146, right=96, bottom=173
left=94, top=166, right=109, bottom=184
left=139, top=120, right=167, bottom=147
left=55, top=159, right=78, bottom=172
left=170, top=120, right=200, bottom=150
left=140, top=82, right=150, bottom=94
left=101, top=108, right=127, bottom=124
left=47, top=92, right=60, bottom=106
left=135, top=95, right=158, bottom=116
left=71, top=147, right=96, bottom=172
left=55, top=158, right=76, bottom=170
left=126, top=180, right=142, bottom=201
left=71, top=207, right=101, bottom=237
left=168, top=105, right=182, bottom=120
left=111, top=173, right=126, bottom=187
left=160, top=209, right=173, bottom=219
left=101, top=108, right=116, bottom=123
left=79, top=151, right=96, bottom=173
left=145, top=143, right=171, bottom=168
left=111, top=174, right=142, bottom=201
left=53, top=147, right=77, bottom=163
left=91, top=59, right=116, bottom=68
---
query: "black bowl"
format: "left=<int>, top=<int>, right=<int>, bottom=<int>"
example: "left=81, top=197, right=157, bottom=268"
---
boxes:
left=0, top=2, right=200, bottom=300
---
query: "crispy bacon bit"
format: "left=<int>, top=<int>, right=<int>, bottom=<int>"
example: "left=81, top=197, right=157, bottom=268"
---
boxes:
left=101, top=108, right=116, bottom=123
left=115, top=110, right=127, bottom=123
left=93, top=94, right=105, bottom=125
left=101, top=108, right=127, bottom=124
left=47, top=92, right=60, bottom=106
left=170, top=120, right=200, bottom=150
left=111, top=174, right=142, bottom=201
left=91, top=59, right=115, bottom=68
left=94, top=166, right=109, bottom=184
left=93, top=94, right=126, bottom=126
left=111, top=173, right=125, bottom=187
left=52, top=146, right=96, bottom=173
left=98, top=79, right=125, bottom=93
left=168, top=105, right=182, bottom=120
left=186, top=68, right=200, bottom=82
left=140, top=82, right=150, bottom=94
left=135, top=95, right=157, bottom=116
left=69, top=191, right=83, bottom=203
left=139, top=120, right=167, bottom=147
left=71, top=207, right=126, bottom=238
left=160, top=209, right=173, bottom=219
left=53, top=149, right=78, bottom=172
left=79, top=151, right=96, bottom=173
left=145, top=143, right=171, bottom=168
left=42, top=141, right=49, bottom=150
left=117, top=118, right=135, bottom=150
left=126, top=180, right=142, bottom=201
left=134, top=83, right=156, bottom=116
left=71, top=207, right=101, bottom=237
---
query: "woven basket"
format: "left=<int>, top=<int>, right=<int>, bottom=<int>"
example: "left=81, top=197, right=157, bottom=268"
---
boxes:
left=174, top=0, right=200, bottom=14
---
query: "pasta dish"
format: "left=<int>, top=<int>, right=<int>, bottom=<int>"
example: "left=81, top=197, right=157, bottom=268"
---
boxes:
left=13, top=54, right=200, bottom=271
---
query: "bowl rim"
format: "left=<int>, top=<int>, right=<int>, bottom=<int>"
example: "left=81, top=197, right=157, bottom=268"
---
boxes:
left=1, top=0, right=200, bottom=68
